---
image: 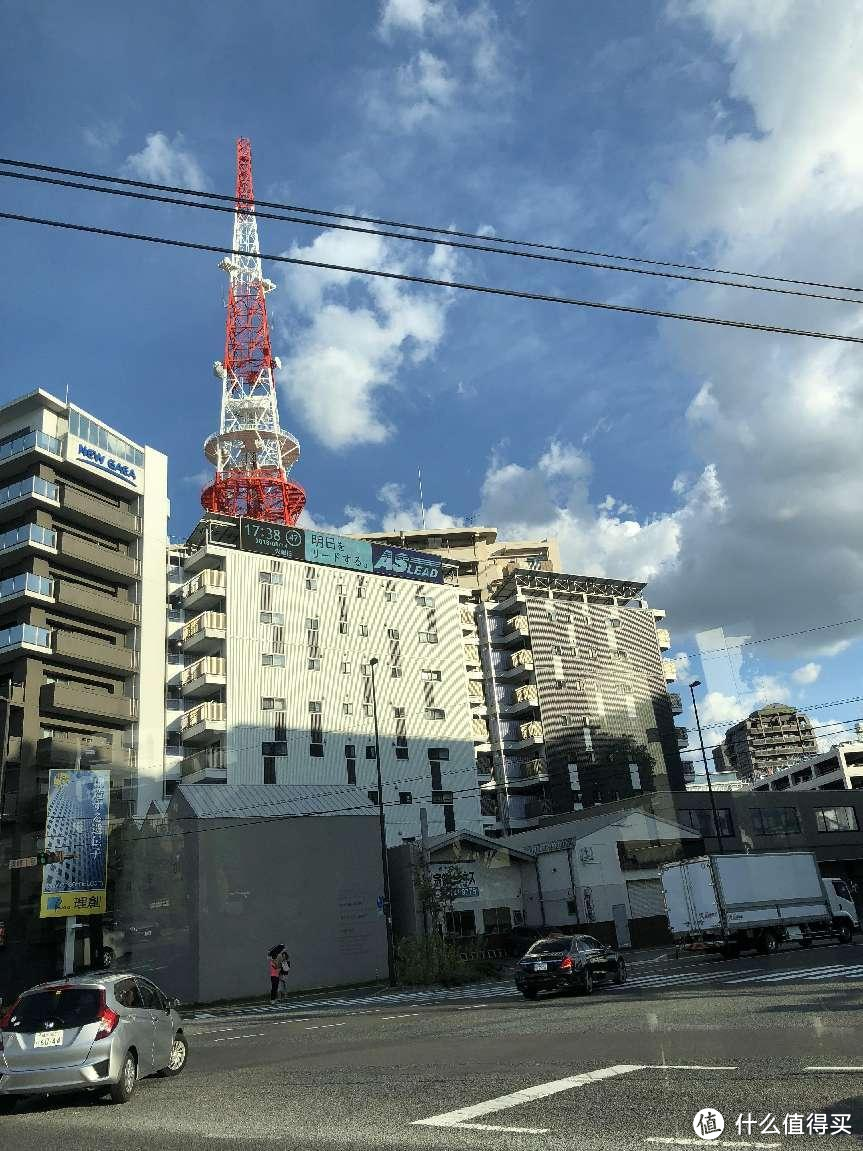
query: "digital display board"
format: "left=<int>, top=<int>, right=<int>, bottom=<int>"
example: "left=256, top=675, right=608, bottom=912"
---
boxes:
left=41, top=769, right=110, bottom=918
left=239, top=520, right=444, bottom=584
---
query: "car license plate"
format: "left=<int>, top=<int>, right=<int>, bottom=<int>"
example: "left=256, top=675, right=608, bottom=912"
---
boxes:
left=533, top=961, right=547, bottom=972
left=34, top=1030, right=63, bottom=1048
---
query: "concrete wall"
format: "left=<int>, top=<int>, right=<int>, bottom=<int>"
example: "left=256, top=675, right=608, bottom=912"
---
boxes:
left=196, top=814, right=387, bottom=1002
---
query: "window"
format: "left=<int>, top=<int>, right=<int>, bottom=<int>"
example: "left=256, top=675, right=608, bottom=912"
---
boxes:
left=815, top=806, right=859, bottom=833
left=262, top=654, right=285, bottom=668
left=260, top=611, right=285, bottom=625
left=386, top=628, right=400, bottom=640
left=309, top=701, right=322, bottom=714
left=679, top=808, right=734, bottom=838
left=114, top=981, right=144, bottom=1010
left=341, top=661, right=351, bottom=674
left=425, top=708, right=445, bottom=720
left=306, top=577, right=317, bottom=590
left=399, top=792, right=413, bottom=804
left=385, top=592, right=395, bottom=603
left=363, top=704, right=373, bottom=717
left=422, top=669, right=442, bottom=682
left=343, top=702, right=354, bottom=716
left=259, top=572, right=283, bottom=585
left=306, top=618, right=319, bottom=630
left=346, top=759, right=356, bottom=785
left=391, top=666, right=402, bottom=679
left=339, top=622, right=348, bottom=635
left=395, top=747, right=409, bottom=760
left=444, top=910, right=476, bottom=936
left=357, top=581, right=367, bottom=599
left=359, top=624, right=369, bottom=637
left=432, top=790, right=454, bottom=804
left=366, top=745, right=378, bottom=759
left=261, top=697, right=286, bottom=710
left=308, top=658, right=321, bottom=671
left=419, top=632, right=439, bottom=644
left=428, top=747, right=450, bottom=760
left=345, top=744, right=356, bottom=758
left=751, top=806, right=802, bottom=836
left=262, top=742, right=288, bottom=756
left=368, top=790, right=379, bottom=804
left=482, top=907, right=512, bottom=934
left=263, top=757, right=276, bottom=785
left=393, top=707, right=405, bottom=718
left=310, top=744, right=324, bottom=758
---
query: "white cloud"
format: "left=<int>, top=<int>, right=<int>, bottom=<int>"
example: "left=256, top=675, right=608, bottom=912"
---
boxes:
left=635, top=2, right=863, bottom=658
left=673, top=651, right=692, bottom=676
left=82, top=121, right=121, bottom=151
left=275, top=231, right=457, bottom=448
left=395, top=50, right=457, bottom=127
left=124, top=132, right=208, bottom=188
left=378, top=0, right=446, bottom=37
left=791, top=662, right=821, bottom=686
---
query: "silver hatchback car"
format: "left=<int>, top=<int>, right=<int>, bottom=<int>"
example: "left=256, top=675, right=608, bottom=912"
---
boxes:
left=0, top=972, right=188, bottom=1105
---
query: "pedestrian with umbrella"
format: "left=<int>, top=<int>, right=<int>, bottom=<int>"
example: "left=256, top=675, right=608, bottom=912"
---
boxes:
left=268, top=943, right=284, bottom=1002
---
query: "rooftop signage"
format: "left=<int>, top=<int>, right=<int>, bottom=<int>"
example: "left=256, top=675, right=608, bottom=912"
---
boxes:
left=239, top=520, right=444, bottom=584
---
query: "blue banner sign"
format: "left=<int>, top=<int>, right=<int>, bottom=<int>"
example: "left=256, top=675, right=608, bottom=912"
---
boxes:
left=40, top=769, right=110, bottom=918
left=305, top=532, right=372, bottom=571
left=240, top=520, right=444, bottom=584
left=371, top=544, right=444, bottom=583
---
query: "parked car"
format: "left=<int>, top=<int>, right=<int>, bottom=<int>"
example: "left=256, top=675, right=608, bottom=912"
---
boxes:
left=0, top=972, right=188, bottom=1106
left=514, top=934, right=627, bottom=999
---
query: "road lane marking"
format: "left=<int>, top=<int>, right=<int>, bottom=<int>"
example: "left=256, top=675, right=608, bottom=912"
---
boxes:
left=213, top=1032, right=268, bottom=1042
left=726, top=964, right=863, bottom=985
left=805, top=1066, right=863, bottom=1072
left=450, top=1122, right=551, bottom=1134
left=412, top=1064, right=643, bottom=1128
left=647, top=1065, right=737, bottom=1070
left=303, top=1022, right=348, bottom=1030
left=380, top=1013, right=421, bottom=1020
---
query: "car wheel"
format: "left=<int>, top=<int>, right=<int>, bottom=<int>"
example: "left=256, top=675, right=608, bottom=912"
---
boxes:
left=158, top=1033, right=189, bottom=1077
left=109, top=1051, right=137, bottom=1104
left=758, top=931, right=778, bottom=956
left=0, top=1095, right=18, bottom=1112
left=521, top=988, right=538, bottom=1000
left=580, top=968, right=593, bottom=996
left=102, top=947, right=114, bottom=969
left=800, top=934, right=814, bottom=949
left=837, top=921, right=853, bottom=945
left=615, top=959, right=627, bottom=985
left=720, top=943, right=740, bottom=960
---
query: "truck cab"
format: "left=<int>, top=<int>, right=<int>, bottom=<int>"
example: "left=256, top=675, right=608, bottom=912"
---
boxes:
left=822, top=878, right=859, bottom=938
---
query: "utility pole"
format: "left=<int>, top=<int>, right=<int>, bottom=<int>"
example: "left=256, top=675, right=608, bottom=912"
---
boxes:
left=368, top=658, right=396, bottom=985
left=62, top=746, right=82, bottom=976
left=689, top=680, right=724, bottom=853
left=419, top=807, right=430, bottom=936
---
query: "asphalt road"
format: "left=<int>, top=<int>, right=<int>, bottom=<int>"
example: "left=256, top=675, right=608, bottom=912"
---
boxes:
left=1, top=942, right=861, bottom=1151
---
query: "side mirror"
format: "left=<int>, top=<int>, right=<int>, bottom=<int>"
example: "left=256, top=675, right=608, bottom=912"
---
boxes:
left=172, top=998, right=181, bottom=1011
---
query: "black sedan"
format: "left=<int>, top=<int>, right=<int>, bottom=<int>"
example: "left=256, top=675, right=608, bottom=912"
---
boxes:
left=514, top=933, right=627, bottom=999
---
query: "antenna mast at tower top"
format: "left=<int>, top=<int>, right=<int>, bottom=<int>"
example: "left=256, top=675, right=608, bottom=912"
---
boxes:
left=201, top=138, right=306, bottom=525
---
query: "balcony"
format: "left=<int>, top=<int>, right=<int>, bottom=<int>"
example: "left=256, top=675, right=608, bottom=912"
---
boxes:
left=662, top=658, right=678, bottom=684
left=0, top=522, right=57, bottom=558
left=0, top=622, right=52, bottom=662
left=0, top=572, right=54, bottom=609
left=180, top=701, right=226, bottom=745
left=181, top=655, right=227, bottom=698
left=40, top=681, right=136, bottom=726
left=504, top=720, right=544, bottom=751
left=182, top=568, right=226, bottom=611
left=0, top=475, right=59, bottom=515
left=60, top=484, right=140, bottom=539
left=180, top=747, right=227, bottom=784
left=668, top=691, right=683, bottom=716
left=52, top=630, right=136, bottom=676
left=58, top=531, right=138, bottom=583
left=492, top=616, right=530, bottom=647
left=675, top=726, right=689, bottom=748
left=506, top=758, right=549, bottom=788
left=182, top=611, right=227, bottom=654
left=472, top=716, right=490, bottom=745
left=0, top=429, right=61, bottom=481
left=464, top=644, right=481, bottom=669
left=55, top=579, right=139, bottom=628
left=36, top=733, right=117, bottom=767
left=460, top=607, right=477, bottom=635
left=497, top=650, right=534, bottom=681
left=490, top=590, right=526, bottom=617
left=503, top=685, right=539, bottom=716
left=509, top=799, right=544, bottom=828
left=656, top=627, right=671, bottom=651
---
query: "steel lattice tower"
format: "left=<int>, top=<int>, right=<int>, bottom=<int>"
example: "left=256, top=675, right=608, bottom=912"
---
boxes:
left=201, top=138, right=306, bottom=525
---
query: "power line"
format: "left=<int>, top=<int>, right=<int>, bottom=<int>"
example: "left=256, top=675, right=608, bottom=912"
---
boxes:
left=3, top=154, right=860, bottom=295
left=697, top=615, right=863, bottom=658
left=4, top=209, right=863, bottom=346
left=5, top=165, right=863, bottom=308
left=697, top=693, right=863, bottom=731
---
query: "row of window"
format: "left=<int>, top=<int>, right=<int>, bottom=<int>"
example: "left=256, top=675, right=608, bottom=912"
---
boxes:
left=679, top=805, right=860, bottom=838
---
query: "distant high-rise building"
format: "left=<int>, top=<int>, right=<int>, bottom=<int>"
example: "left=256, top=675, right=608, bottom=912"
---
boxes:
left=717, top=704, right=817, bottom=781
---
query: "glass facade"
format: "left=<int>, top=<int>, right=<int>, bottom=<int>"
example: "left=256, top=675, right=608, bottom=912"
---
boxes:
left=68, top=408, right=144, bottom=468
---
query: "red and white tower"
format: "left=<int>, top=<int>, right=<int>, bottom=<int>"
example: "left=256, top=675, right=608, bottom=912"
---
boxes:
left=201, top=138, right=306, bottom=525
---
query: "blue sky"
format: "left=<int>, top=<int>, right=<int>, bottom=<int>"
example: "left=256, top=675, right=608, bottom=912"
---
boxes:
left=3, top=0, right=863, bottom=759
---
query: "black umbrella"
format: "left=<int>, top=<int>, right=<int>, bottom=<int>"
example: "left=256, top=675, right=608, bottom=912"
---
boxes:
left=268, top=943, right=285, bottom=958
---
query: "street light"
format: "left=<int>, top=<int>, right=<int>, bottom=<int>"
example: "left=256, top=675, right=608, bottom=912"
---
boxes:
left=689, top=679, right=724, bottom=853
left=368, top=657, right=397, bottom=985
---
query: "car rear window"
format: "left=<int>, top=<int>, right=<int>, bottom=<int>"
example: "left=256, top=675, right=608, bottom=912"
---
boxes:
left=527, top=937, right=572, bottom=955
left=6, top=988, right=101, bottom=1032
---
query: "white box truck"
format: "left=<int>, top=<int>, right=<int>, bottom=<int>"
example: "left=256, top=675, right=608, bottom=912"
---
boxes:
left=660, top=851, right=858, bottom=958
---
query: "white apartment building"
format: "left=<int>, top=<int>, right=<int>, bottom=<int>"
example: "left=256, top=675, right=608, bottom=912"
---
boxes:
left=750, top=742, right=863, bottom=794
left=165, top=516, right=484, bottom=844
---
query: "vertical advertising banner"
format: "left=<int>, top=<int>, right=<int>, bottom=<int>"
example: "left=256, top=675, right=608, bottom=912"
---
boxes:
left=40, top=769, right=110, bottom=918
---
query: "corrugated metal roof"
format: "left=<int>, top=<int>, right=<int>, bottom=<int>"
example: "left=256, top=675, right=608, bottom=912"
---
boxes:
left=173, top=784, right=376, bottom=820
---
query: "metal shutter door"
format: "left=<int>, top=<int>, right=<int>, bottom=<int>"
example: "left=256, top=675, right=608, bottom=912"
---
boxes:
left=627, top=878, right=665, bottom=919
